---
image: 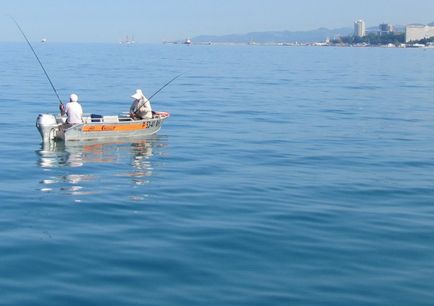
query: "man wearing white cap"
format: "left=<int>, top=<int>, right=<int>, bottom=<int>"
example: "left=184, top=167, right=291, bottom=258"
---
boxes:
left=129, top=89, right=152, bottom=120
left=61, top=93, right=83, bottom=124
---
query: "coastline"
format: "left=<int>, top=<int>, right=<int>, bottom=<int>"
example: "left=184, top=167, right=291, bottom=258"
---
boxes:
left=164, top=41, right=434, bottom=49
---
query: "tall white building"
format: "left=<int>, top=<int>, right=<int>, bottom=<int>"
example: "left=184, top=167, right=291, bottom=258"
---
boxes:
left=354, top=20, right=366, bottom=37
left=405, top=24, right=434, bottom=42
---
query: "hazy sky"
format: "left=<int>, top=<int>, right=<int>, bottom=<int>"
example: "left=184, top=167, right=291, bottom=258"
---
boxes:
left=2, top=0, right=434, bottom=43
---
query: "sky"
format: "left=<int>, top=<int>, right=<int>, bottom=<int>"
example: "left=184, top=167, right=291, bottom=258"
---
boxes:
left=2, top=0, right=434, bottom=43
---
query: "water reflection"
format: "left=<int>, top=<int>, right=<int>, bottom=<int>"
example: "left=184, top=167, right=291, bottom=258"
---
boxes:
left=129, top=141, right=154, bottom=185
left=36, top=136, right=168, bottom=201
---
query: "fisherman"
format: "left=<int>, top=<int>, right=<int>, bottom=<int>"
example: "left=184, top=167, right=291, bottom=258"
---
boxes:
left=60, top=93, right=83, bottom=125
left=129, top=89, right=152, bottom=120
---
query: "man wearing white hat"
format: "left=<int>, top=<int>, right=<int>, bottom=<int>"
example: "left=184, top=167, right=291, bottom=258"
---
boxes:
left=61, top=93, right=83, bottom=125
left=129, top=89, right=152, bottom=120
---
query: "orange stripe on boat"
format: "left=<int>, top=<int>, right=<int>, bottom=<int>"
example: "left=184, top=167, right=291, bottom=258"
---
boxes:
left=82, top=122, right=149, bottom=132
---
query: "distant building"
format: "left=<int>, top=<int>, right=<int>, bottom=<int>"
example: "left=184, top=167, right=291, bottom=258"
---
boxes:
left=405, top=24, right=434, bottom=42
left=354, top=20, right=366, bottom=37
left=379, top=23, right=394, bottom=34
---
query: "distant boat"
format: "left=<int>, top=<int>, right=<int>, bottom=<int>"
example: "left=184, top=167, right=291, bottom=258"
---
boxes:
left=184, top=38, right=192, bottom=45
left=410, top=43, right=425, bottom=48
left=120, top=35, right=136, bottom=44
left=41, top=38, right=47, bottom=43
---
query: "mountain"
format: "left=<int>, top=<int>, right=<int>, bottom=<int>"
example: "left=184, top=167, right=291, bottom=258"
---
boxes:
left=191, top=22, right=433, bottom=44
left=192, top=27, right=353, bottom=43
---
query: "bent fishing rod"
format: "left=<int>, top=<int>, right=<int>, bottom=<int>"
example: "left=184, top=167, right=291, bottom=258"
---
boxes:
left=11, top=17, right=63, bottom=105
left=148, top=73, right=184, bottom=101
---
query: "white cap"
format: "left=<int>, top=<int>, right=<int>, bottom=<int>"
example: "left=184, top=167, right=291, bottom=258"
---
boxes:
left=70, top=93, right=78, bottom=102
left=131, top=89, right=144, bottom=100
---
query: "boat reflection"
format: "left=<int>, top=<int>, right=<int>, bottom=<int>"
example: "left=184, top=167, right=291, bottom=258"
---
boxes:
left=38, top=136, right=166, bottom=167
left=36, top=136, right=168, bottom=201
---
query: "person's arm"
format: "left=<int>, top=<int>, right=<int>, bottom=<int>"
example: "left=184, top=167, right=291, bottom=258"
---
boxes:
left=130, top=100, right=137, bottom=114
left=79, top=104, right=84, bottom=122
left=59, top=103, right=66, bottom=115
left=130, top=100, right=140, bottom=118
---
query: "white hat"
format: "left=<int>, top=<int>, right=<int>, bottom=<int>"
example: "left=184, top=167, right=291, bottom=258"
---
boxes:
left=131, top=89, right=144, bottom=100
left=70, top=93, right=78, bottom=102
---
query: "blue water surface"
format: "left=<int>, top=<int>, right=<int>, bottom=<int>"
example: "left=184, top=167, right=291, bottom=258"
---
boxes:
left=1, top=42, right=434, bottom=305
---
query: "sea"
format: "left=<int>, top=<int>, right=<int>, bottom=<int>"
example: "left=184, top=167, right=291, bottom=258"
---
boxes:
left=1, top=42, right=434, bottom=305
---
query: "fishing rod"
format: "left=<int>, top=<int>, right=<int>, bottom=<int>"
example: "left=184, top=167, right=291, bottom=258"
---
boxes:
left=148, top=73, right=184, bottom=101
left=11, top=16, right=63, bottom=105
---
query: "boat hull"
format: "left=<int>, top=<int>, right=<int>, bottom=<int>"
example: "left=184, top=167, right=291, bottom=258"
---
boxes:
left=37, top=113, right=169, bottom=142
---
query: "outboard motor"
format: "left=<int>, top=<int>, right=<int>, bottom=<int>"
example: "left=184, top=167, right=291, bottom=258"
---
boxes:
left=36, top=114, right=59, bottom=142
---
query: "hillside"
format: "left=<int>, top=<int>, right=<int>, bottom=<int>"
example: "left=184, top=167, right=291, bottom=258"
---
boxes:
left=192, top=27, right=353, bottom=43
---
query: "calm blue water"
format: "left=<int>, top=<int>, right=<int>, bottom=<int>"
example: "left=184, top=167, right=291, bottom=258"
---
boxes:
left=1, top=42, right=434, bottom=305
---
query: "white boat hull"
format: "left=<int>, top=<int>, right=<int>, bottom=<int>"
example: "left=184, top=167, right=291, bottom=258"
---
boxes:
left=36, top=113, right=169, bottom=142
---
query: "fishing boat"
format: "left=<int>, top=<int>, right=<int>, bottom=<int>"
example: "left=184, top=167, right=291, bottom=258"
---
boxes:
left=11, top=18, right=176, bottom=143
left=36, top=112, right=170, bottom=142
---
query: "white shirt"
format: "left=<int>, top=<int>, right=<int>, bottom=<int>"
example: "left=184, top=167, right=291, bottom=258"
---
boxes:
left=64, top=101, right=83, bottom=124
left=130, top=97, right=152, bottom=119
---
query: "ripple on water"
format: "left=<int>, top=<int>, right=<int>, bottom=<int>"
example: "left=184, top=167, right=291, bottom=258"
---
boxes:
left=1, top=44, right=434, bottom=305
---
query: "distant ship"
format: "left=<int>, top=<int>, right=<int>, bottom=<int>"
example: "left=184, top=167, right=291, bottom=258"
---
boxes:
left=41, top=38, right=47, bottom=43
left=162, top=38, right=193, bottom=45
left=120, top=35, right=136, bottom=44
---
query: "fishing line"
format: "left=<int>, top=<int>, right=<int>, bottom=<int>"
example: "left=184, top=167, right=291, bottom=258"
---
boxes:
left=148, top=73, right=184, bottom=101
left=10, top=16, right=63, bottom=105
left=12, top=16, right=182, bottom=106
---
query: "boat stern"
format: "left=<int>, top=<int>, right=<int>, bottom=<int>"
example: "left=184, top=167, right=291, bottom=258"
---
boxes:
left=36, top=113, right=62, bottom=142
